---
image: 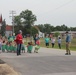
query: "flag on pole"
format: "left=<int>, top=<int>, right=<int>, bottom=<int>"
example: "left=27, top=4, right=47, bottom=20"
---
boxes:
left=0, top=14, right=2, bottom=30
left=0, top=14, right=2, bottom=23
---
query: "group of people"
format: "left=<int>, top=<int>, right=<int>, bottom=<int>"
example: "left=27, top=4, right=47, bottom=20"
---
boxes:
left=0, top=30, right=41, bottom=56
left=0, top=33, right=16, bottom=53
left=0, top=30, right=71, bottom=56
left=44, top=35, right=61, bottom=48
left=44, top=31, right=71, bottom=55
left=15, top=31, right=40, bottom=55
left=0, top=30, right=25, bottom=55
left=14, top=30, right=71, bottom=55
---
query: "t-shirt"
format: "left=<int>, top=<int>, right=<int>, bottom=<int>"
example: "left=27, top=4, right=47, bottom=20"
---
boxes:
left=66, top=34, right=71, bottom=42
left=45, top=38, right=50, bottom=43
left=8, top=36, right=14, bottom=42
left=58, top=39, right=61, bottom=44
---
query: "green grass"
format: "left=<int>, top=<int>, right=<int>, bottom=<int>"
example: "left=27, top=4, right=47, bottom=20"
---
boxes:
left=24, top=37, right=76, bottom=51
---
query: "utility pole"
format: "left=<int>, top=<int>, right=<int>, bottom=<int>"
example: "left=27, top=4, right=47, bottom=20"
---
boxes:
left=10, top=10, right=16, bottom=34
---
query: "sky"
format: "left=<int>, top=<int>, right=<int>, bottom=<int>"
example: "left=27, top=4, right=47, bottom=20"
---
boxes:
left=0, top=0, right=76, bottom=27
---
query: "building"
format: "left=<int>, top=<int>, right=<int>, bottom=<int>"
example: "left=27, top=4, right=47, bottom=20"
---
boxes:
left=5, top=25, right=12, bottom=37
left=51, top=31, right=76, bottom=38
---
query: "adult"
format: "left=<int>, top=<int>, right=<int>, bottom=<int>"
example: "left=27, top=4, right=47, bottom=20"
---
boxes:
left=33, top=34, right=36, bottom=45
left=65, top=31, right=71, bottom=55
left=34, top=34, right=39, bottom=45
left=15, top=30, right=23, bottom=56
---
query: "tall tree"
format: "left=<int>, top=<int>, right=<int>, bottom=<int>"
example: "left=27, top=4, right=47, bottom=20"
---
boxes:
left=20, top=9, right=37, bottom=28
left=44, top=24, right=51, bottom=34
left=14, top=16, right=21, bottom=26
left=14, top=9, right=37, bottom=35
left=1, top=19, right=6, bottom=36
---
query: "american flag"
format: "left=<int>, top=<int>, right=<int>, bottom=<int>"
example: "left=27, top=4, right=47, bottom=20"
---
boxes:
left=0, top=14, right=2, bottom=23
left=0, top=14, right=2, bottom=30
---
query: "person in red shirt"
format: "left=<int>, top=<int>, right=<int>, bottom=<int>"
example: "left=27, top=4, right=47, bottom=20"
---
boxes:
left=15, top=30, right=23, bottom=56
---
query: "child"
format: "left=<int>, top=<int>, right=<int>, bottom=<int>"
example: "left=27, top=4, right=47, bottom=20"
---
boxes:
left=21, top=40, right=25, bottom=53
left=5, top=42, right=10, bottom=52
left=0, top=37, right=2, bottom=53
left=9, top=41, right=14, bottom=52
left=12, top=41, right=17, bottom=53
left=2, top=40, right=6, bottom=52
left=44, top=36, right=50, bottom=48
left=21, top=44, right=25, bottom=53
left=58, top=37, right=61, bottom=49
left=27, top=42, right=33, bottom=53
left=51, top=37, right=55, bottom=48
left=34, top=39, right=40, bottom=53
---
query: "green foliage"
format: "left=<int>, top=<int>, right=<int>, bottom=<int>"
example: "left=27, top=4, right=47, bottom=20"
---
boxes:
left=14, top=16, right=21, bottom=26
left=20, top=9, right=37, bottom=28
left=14, top=25, right=23, bottom=35
left=31, top=27, right=38, bottom=36
left=54, top=32, right=60, bottom=37
left=14, top=9, right=76, bottom=35
left=1, top=19, right=6, bottom=36
left=14, top=9, right=37, bottom=35
left=44, top=24, right=52, bottom=34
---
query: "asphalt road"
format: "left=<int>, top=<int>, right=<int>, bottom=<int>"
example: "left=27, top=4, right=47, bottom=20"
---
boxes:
left=0, top=47, right=76, bottom=75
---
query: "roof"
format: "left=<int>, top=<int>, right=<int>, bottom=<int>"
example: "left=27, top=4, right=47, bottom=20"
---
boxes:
left=6, top=25, right=12, bottom=31
left=51, top=31, right=76, bottom=34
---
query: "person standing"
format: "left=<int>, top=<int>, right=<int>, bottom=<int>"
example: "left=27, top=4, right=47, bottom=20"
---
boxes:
left=45, top=36, right=50, bottom=48
left=51, top=37, right=55, bottom=48
left=0, top=36, right=2, bottom=53
left=65, top=31, right=71, bottom=55
left=34, top=34, right=40, bottom=45
left=33, top=34, right=36, bottom=45
left=58, top=37, right=61, bottom=49
left=15, top=30, right=23, bottom=56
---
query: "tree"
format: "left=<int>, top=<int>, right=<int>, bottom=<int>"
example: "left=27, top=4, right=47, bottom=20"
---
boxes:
left=14, top=16, right=22, bottom=26
left=37, top=24, right=44, bottom=32
left=14, top=9, right=37, bottom=35
left=54, top=32, right=60, bottom=37
left=44, top=24, right=51, bottom=34
left=61, top=24, right=68, bottom=31
left=20, top=9, right=37, bottom=28
left=55, top=25, right=61, bottom=31
left=31, top=27, right=38, bottom=36
left=1, top=19, right=6, bottom=36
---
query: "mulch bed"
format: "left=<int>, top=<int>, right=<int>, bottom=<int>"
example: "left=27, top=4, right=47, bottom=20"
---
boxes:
left=0, top=59, right=5, bottom=64
left=0, top=59, right=20, bottom=75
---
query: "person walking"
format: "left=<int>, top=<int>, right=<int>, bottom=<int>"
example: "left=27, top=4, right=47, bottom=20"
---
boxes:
left=15, top=30, right=23, bottom=56
left=65, top=31, right=71, bottom=55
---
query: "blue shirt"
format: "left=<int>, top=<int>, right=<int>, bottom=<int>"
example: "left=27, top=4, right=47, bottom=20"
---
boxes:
left=58, top=39, right=61, bottom=44
left=66, top=34, right=71, bottom=42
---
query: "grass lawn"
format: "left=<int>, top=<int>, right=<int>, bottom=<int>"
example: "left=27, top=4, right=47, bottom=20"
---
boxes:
left=24, top=37, right=76, bottom=51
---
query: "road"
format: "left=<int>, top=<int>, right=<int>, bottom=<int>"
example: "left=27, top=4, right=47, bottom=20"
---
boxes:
left=0, top=47, right=76, bottom=75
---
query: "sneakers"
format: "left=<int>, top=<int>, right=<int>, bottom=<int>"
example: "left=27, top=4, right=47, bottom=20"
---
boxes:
left=65, top=53, right=71, bottom=55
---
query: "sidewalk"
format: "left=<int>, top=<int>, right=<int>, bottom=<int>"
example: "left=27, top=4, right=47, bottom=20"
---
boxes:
left=0, top=47, right=76, bottom=58
left=0, top=47, right=76, bottom=75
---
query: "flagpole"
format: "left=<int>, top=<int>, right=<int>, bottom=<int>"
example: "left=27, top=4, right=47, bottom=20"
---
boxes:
left=0, top=14, right=2, bottom=30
